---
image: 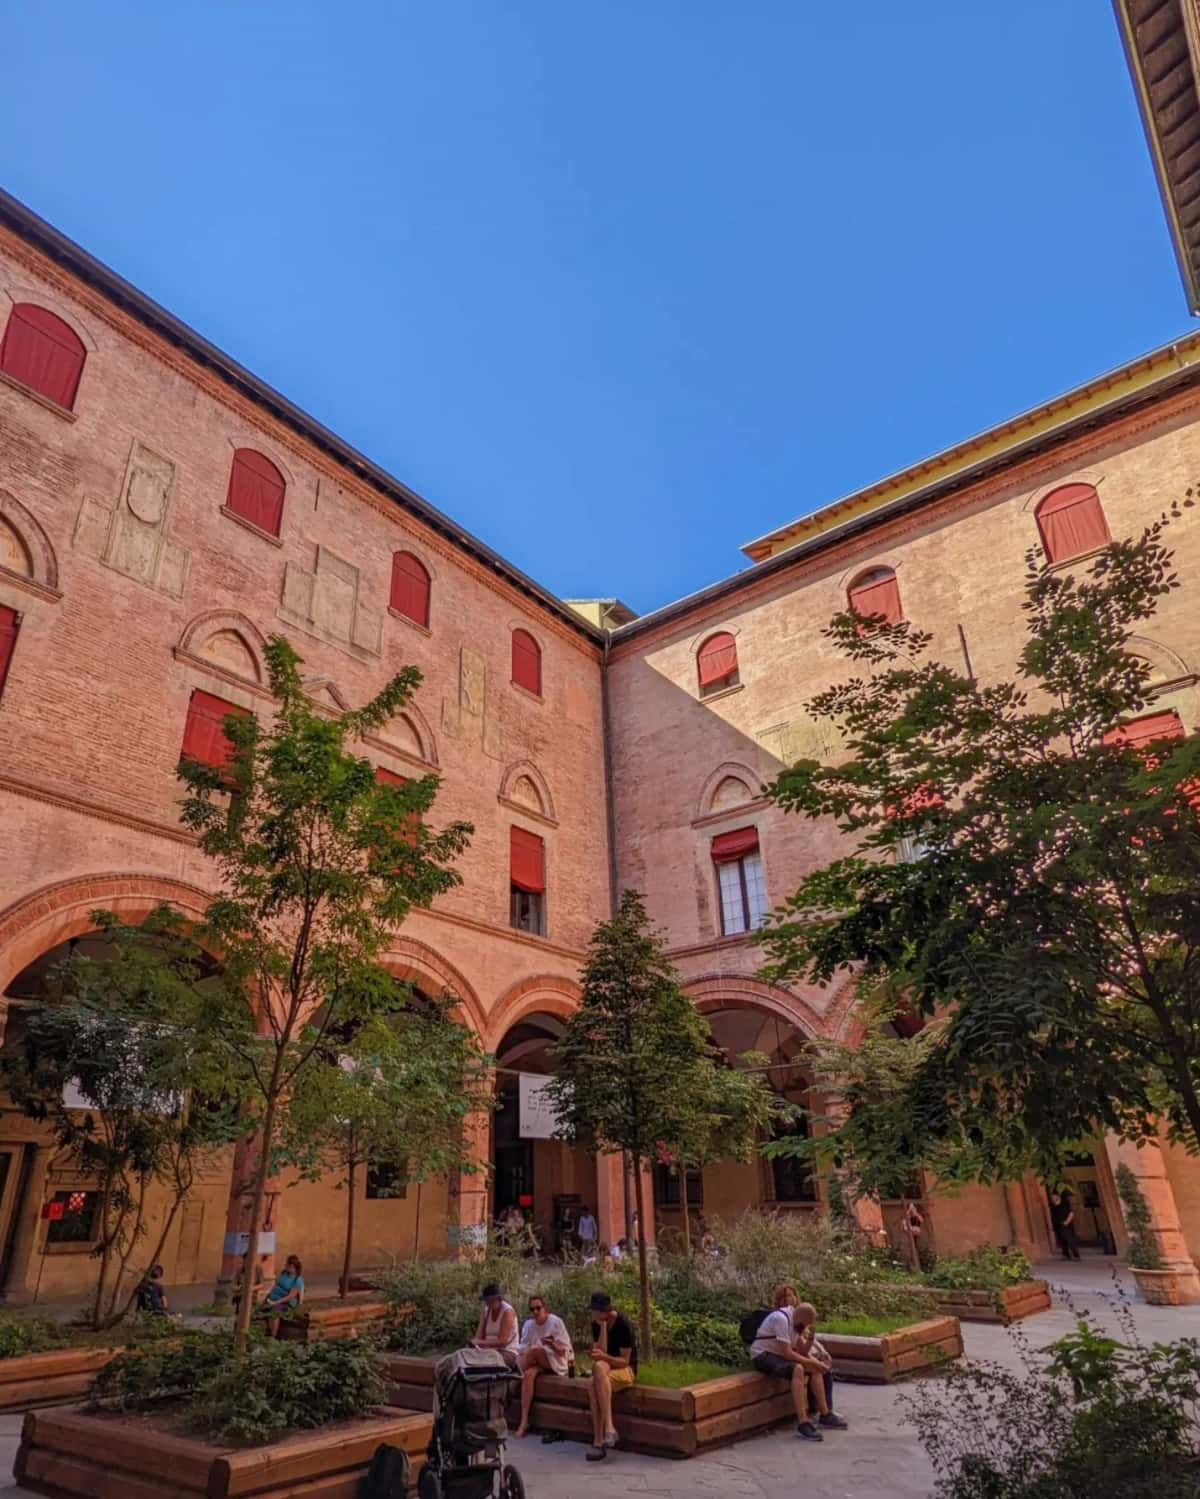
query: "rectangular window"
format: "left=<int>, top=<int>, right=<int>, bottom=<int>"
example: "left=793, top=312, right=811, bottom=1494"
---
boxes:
left=510, top=827, right=546, bottom=936
left=769, top=1117, right=816, bottom=1204
left=0, top=605, right=19, bottom=701
left=366, top=1161, right=408, bottom=1200
left=45, top=1189, right=101, bottom=1246
left=180, top=689, right=248, bottom=778
left=711, top=828, right=766, bottom=935
left=653, top=1164, right=703, bottom=1206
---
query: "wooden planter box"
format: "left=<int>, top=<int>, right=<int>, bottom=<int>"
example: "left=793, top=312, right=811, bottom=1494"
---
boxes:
left=381, top=1323, right=962, bottom=1459
left=14, top=1404, right=431, bottom=1498
left=276, top=1297, right=391, bottom=1343
left=927, top=1280, right=1052, bottom=1324
left=819, top=1317, right=963, bottom=1383
left=0, top=1347, right=118, bottom=1414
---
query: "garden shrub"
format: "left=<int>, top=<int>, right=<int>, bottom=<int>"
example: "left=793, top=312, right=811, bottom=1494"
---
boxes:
left=656, top=1310, right=746, bottom=1367
left=91, top=1330, right=384, bottom=1445
left=713, top=1210, right=916, bottom=1292
left=923, top=1245, right=1033, bottom=1292
left=800, top=1279, right=935, bottom=1326
left=0, top=1314, right=66, bottom=1359
left=902, top=1312, right=1200, bottom=1498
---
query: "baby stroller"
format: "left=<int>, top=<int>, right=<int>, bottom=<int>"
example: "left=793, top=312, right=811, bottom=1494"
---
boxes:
left=417, top=1348, right=525, bottom=1499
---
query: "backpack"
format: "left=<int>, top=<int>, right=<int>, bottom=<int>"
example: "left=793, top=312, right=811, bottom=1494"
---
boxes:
left=739, top=1307, right=775, bottom=1345
left=358, top=1443, right=410, bottom=1498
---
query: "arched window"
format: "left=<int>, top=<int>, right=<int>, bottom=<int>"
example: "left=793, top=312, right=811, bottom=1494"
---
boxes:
left=390, top=551, right=430, bottom=627
left=225, top=449, right=286, bottom=537
left=0, top=304, right=85, bottom=410
left=697, top=632, right=739, bottom=695
left=511, top=629, right=542, bottom=695
left=1035, top=483, right=1109, bottom=564
left=848, top=566, right=903, bottom=626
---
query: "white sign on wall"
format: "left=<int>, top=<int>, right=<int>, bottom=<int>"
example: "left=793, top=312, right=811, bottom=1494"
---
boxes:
left=519, top=1074, right=562, bottom=1140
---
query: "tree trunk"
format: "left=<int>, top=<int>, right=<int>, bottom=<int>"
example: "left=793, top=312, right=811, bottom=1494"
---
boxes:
left=105, top=1177, right=188, bottom=1329
left=412, top=1180, right=423, bottom=1263
left=90, top=1171, right=119, bottom=1333
left=632, top=1159, right=652, bottom=1361
left=679, top=1175, right=692, bottom=1259
left=340, top=1155, right=357, bottom=1300
left=233, top=1092, right=279, bottom=1353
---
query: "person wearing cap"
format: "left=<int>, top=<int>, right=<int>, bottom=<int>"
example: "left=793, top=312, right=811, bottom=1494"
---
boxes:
left=471, top=1282, right=520, bottom=1368
left=584, top=1290, right=637, bottom=1461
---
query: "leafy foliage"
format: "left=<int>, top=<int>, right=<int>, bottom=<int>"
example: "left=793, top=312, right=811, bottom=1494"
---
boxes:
left=91, top=1329, right=384, bottom=1445
left=548, top=890, right=773, bottom=1357
left=0, top=913, right=242, bottom=1330
left=924, top=1246, right=1033, bottom=1292
left=1115, top=1162, right=1165, bottom=1270
left=173, top=636, right=472, bottom=1347
left=0, top=1315, right=66, bottom=1359
left=761, top=512, right=1200, bottom=1185
left=904, top=1311, right=1200, bottom=1497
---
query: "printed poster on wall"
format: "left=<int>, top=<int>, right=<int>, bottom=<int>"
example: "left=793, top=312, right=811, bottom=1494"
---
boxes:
left=519, top=1073, right=562, bottom=1139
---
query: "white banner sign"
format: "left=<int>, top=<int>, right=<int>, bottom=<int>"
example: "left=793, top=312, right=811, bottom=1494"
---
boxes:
left=519, top=1073, right=562, bottom=1140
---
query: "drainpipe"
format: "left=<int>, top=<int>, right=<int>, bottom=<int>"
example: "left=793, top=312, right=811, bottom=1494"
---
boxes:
left=600, top=619, right=634, bottom=1244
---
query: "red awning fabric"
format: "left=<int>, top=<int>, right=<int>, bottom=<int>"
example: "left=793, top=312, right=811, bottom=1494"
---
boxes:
left=0, top=304, right=85, bottom=410
left=226, top=449, right=286, bottom=536
left=181, top=690, right=248, bottom=772
left=1035, top=484, right=1109, bottom=563
left=698, top=632, right=738, bottom=688
left=1104, top=711, right=1185, bottom=749
left=848, top=568, right=903, bottom=625
left=391, top=551, right=431, bottom=626
left=510, top=826, right=545, bottom=892
left=710, top=826, right=759, bottom=863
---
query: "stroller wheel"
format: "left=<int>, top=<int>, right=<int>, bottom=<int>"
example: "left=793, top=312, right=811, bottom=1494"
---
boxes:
left=416, top=1466, right=444, bottom=1499
left=501, top=1468, right=526, bottom=1499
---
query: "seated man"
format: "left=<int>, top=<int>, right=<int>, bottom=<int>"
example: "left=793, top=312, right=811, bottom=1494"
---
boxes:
left=793, top=1301, right=848, bottom=1431
left=749, top=1284, right=843, bottom=1442
left=584, top=1291, right=637, bottom=1462
left=135, top=1264, right=168, bottom=1315
left=513, top=1293, right=574, bottom=1438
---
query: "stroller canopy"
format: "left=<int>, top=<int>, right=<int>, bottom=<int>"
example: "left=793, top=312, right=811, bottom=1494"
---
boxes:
left=434, top=1347, right=512, bottom=1393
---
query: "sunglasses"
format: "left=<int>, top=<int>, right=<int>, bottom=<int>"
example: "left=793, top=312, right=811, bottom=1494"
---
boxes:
left=529, top=1303, right=545, bottom=1312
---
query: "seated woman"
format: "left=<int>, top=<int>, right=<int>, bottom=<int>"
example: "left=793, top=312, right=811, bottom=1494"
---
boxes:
left=259, top=1255, right=305, bottom=1338
left=513, top=1293, right=574, bottom=1438
left=471, top=1282, right=520, bottom=1368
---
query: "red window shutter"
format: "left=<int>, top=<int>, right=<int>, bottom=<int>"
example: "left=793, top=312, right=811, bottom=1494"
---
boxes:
left=511, top=629, right=542, bottom=694
left=885, top=785, right=944, bottom=819
left=848, top=568, right=903, bottom=625
left=1036, top=484, right=1110, bottom=564
left=711, top=826, right=759, bottom=862
left=698, top=632, right=738, bottom=688
left=391, top=552, right=431, bottom=627
left=181, top=690, right=246, bottom=773
left=0, top=605, right=19, bottom=700
left=375, top=766, right=418, bottom=845
left=0, top=305, right=85, bottom=410
left=510, top=826, right=545, bottom=892
left=226, top=449, right=286, bottom=537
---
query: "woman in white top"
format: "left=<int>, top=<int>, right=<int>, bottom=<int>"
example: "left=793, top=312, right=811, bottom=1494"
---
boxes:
left=472, top=1282, right=520, bottom=1369
left=513, top=1292, right=574, bottom=1437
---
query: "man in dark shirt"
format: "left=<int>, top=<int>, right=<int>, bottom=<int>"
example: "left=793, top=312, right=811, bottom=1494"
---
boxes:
left=1049, top=1191, right=1081, bottom=1260
left=584, top=1291, right=637, bottom=1461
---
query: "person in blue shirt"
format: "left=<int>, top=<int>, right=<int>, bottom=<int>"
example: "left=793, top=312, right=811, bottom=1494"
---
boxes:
left=259, top=1255, right=305, bottom=1337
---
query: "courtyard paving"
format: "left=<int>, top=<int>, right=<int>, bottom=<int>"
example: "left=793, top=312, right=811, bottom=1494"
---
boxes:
left=0, top=1258, right=1195, bottom=1498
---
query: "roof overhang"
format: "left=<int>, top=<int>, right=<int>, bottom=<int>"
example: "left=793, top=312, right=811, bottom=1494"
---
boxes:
left=1113, top=0, right=1200, bottom=314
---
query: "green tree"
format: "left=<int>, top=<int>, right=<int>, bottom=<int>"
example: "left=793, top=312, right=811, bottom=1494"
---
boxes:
left=548, top=889, right=767, bottom=1356
left=279, top=992, right=494, bottom=1297
left=1, top=909, right=241, bottom=1329
left=759, top=510, right=1200, bottom=1183
left=175, top=636, right=471, bottom=1349
left=658, top=1054, right=778, bottom=1259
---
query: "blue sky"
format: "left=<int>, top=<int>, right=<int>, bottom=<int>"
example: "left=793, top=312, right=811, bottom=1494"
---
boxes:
left=0, top=2, right=1190, bottom=613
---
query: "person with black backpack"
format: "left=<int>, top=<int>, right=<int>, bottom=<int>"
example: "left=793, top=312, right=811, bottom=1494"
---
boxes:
left=745, top=1285, right=845, bottom=1442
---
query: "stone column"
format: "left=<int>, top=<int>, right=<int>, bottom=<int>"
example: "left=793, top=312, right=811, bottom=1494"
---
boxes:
left=3, top=1146, right=51, bottom=1305
left=595, top=1152, right=625, bottom=1248
left=449, top=1090, right=492, bottom=1260
left=850, top=1192, right=887, bottom=1247
left=213, top=1129, right=280, bottom=1306
left=1104, top=1136, right=1200, bottom=1300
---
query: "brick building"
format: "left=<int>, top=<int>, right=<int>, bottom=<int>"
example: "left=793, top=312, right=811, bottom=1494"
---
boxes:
left=1, top=182, right=1200, bottom=1298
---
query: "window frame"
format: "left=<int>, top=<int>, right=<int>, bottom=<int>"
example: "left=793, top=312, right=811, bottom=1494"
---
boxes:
left=697, top=631, right=740, bottom=697
left=44, top=1187, right=103, bottom=1252
left=1034, top=483, right=1111, bottom=566
left=0, top=303, right=86, bottom=413
left=847, top=566, right=903, bottom=627
left=653, top=1163, right=704, bottom=1207
left=712, top=834, right=767, bottom=937
left=390, top=551, right=432, bottom=629
left=365, top=1161, right=409, bottom=1200
left=223, top=448, right=286, bottom=540
left=511, top=628, right=543, bottom=697
left=0, top=604, right=19, bottom=702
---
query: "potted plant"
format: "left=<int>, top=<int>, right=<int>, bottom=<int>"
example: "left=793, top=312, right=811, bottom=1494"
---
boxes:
left=1114, top=1163, right=1183, bottom=1305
